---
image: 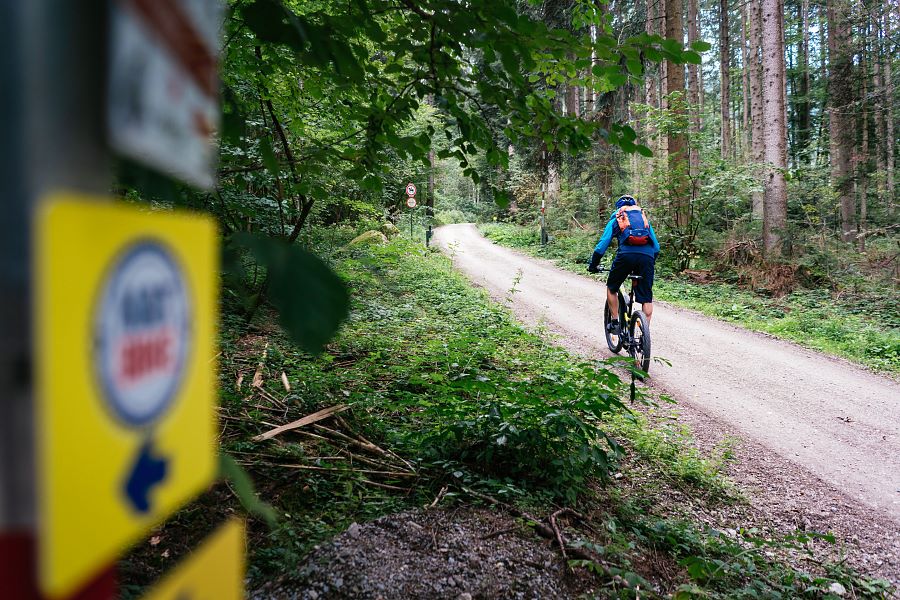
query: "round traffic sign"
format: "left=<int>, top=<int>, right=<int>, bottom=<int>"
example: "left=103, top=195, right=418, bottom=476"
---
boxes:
left=405, top=182, right=417, bottom=197
left=94, top=241, right=191, bottom=427
left=406, top=197, right=417, bottom=208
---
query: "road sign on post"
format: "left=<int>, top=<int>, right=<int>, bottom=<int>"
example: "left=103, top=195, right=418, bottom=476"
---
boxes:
left=108, top=0, right=223, bottom=189
left=406, top=197, right=417, bottom=208
left=405, top=182, right=417, bottom=197
left=36, top=194, right=219, bottom=598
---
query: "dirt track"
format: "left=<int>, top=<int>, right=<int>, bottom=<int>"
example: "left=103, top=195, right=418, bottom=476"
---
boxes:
left=433, top=224, right=900, bottom=528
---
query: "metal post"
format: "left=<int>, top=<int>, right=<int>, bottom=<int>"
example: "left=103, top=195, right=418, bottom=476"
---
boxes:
left=540, top=184, right=548, bottom=246
left=1, top=1, right=115, bottom=597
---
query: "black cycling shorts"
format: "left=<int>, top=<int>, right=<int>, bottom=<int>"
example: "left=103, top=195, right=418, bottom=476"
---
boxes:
left=607, top=252, right=655, bottom=303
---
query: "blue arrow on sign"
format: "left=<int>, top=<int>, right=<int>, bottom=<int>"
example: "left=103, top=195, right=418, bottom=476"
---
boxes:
left=123, top=437, right=169, bottom=513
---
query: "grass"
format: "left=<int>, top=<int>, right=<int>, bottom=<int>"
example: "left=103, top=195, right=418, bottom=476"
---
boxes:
left=479, top=222, right=900, bottom=375
left=120, top=233, right=893, bottom=599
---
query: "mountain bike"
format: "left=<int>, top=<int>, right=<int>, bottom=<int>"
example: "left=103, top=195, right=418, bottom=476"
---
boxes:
left=599, top=270, right=651, bottom=375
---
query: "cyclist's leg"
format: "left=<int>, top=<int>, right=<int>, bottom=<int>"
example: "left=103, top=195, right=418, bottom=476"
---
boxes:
left=606, top=286, right=619, bottom=318
left=633, top=254, right=655, bottom=322
left=606, top=253, right=629, bottom=319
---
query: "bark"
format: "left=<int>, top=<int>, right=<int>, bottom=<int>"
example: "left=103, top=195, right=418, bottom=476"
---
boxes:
left=742, top=6, right=750, bottom=153
left=688, top=0, right=702, bottom=201
left=719, top=0, right=731, bottom=159
left=798, top=0, right=811, bottom=152
left=873, top=19, right=885, bottom=191
left=566, top=81, right=579, bottom=118
left=748, top=0, right=765, bottom=219
left=665, top=0, right=690, bottom=229
left=858, top=43, right=869, bottom=252
left=828, top=0, right=856, bottom=242
left=885, top=9, right=895, bottom=214
left=760, top=0, right=788, bottom=256
left=427, top=147, right=435, bottom=218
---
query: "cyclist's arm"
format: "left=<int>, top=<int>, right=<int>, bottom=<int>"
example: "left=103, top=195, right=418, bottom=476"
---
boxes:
left=593, top=216, right=617, bottom=256
left=649, top=223, right=660, bottom=257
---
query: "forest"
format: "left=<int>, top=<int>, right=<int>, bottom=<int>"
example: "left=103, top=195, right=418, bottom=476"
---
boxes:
left=109, top=0, right=900, bottom=597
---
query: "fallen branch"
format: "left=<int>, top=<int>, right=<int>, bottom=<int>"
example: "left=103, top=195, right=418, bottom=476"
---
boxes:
left=252, top=405, right=347, bottom=441
left=460, top=487, right=596, bottom=562
left=334, top=415, right=417, bottom=473
left=313, top=424, right=413, bottom=472
left=359, top=479, right=410, bottom=492
left=549, top=509, right=569, bottom=564
left=269, top=463, right=416, bottom=478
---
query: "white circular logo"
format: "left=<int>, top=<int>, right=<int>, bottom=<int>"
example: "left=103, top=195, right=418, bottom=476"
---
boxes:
left=406, top=197, right=417, bottom=208
left=405, top=183, right=417, bottom=197
left=94, top=241, right=190, bottom=427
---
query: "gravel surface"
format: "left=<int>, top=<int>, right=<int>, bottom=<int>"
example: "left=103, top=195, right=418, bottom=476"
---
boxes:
left=253, top=508, right=594, bottom=599
left=433, top=223, right=900, bottom=585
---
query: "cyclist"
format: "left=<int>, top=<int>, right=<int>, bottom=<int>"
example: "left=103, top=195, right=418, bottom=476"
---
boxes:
left=587, top=195, right=660, bottom=335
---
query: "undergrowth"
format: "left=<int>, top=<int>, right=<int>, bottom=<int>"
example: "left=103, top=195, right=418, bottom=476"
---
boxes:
left=120, top=235, right=892, bottom=599
left=480, top=223, right=900, bottom=374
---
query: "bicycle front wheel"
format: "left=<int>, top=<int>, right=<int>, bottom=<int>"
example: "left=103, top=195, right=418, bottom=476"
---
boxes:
left=629, top=310, right=651, bottom=375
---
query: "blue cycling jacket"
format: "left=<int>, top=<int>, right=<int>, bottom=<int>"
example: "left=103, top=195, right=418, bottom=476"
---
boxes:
left=593, top=210, right=660, bottom=258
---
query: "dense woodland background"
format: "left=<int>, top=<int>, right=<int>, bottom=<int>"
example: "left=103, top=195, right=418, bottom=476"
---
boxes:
left=119, top=0, right=898, bottom=349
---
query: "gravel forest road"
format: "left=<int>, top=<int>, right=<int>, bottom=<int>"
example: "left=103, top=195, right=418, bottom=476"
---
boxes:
left=433, top=224, right=900, bottom=524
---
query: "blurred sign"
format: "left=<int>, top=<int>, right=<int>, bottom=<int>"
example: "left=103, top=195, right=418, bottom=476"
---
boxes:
left=108, top=0, right=223, bottom=189
left=140, top=520, right=245, bottom=600
left=406, top=197, right=417, bottom=208
left=405, top=183, right=417, bottom=197
left=36, top=194, right=219, bottom=598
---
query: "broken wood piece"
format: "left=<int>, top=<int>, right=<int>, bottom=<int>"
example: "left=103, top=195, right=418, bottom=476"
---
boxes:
left=281, top=371, right=291, bottom=392
left=460, top=486, right=596, bottom=563
left=252, top=404, right=347, bottom=441
left=333, top=415, right=417, bottom=472
left=358, top=479, right=409, bottom=492
left=272, top=463, right=415, bottom=478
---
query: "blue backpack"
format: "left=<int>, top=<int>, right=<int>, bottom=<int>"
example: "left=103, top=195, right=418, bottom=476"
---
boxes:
left=615, top=205, right=651, bottom=246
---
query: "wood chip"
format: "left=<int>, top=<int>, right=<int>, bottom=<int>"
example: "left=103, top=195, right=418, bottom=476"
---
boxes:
left=281, top=371, right=291, bottom=392
left=236, top=373, right=244, bottom=391
left=252, top=405, right=348, bottom=442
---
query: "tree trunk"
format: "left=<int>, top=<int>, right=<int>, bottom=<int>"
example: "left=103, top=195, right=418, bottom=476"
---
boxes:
left=828, top=0, right=856, bottom=242
left=566, top=80, right=579, bottom=118
left=742, top=6, right=750, bottom=155
left=688, top=0, right=702, bottom=201
left=665, top=0, right=690, bottom=229
left=858, top=40, right=869, bottom=252
left=760, top=0, right=788, bottom=256
left=748, top=0, right=765, bottom=219
left=873, top=18, right=885, bottom=196
left=885, top=9, right=895, bottom=215
left=719, top=0, right=731, bottom=159
left=798, top=0, right=811, bottom=153
left=427, top=147, right=435, bottom=218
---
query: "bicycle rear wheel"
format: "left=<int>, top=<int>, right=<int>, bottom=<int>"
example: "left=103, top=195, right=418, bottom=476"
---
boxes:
left=629, top=310, right=651, bottom=375
left=603, top=299, right=623, bottom=353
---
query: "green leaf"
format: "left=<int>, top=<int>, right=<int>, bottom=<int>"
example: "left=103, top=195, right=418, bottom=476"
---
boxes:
left=626, top=59, right=643, bottom=76
left=636, top=144, right=654, bottom=158
left=259, top=137, right=280, bottom=179
left=690, top=40, right=712, bottom=52
left=234, top=233, right=349, bottom=353
left=682, top=50, right=702, bottom=64
left=219, top=453, right=277, bottom=527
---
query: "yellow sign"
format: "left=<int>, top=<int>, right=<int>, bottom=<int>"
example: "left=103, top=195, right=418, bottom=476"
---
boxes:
left=141, top=520, right=245, bottom=600
left=36, top=193, right=219, bottom=598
